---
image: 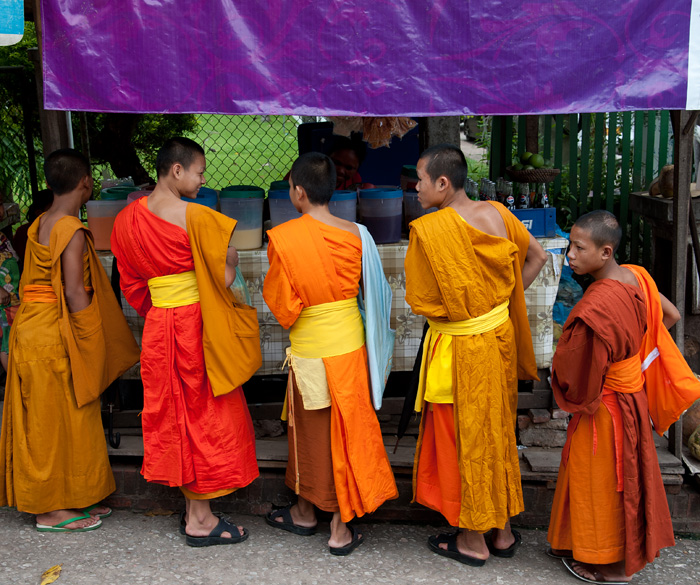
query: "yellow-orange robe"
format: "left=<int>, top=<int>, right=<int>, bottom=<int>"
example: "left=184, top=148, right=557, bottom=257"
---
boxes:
left=549, top=267, right=699, bottom=575
left=405, top=205, right=536, bottom=532
left=0, top=216, right=140, bottom=513
left=263, top=214, right=397, bottom=522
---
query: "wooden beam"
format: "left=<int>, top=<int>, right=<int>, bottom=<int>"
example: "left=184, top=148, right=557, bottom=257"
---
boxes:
left=526, top=115, right=539, bottom=154
left=669, top=110, right=694, bottom=459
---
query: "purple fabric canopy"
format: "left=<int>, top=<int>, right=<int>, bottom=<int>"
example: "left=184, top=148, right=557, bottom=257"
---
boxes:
left=41, top=0, right=697, bottom=115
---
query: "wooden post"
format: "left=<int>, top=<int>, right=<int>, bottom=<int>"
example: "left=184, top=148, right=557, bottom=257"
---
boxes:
left=418, top=117, right=461, bottom=152
left=526, top=115, right=539, bottom=154
left=669, top=110, right=695, bottom=459
left=29, top=0, right=71, bottom=156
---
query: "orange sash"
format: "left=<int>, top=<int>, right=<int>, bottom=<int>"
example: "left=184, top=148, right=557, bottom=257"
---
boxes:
left=23, top=284, right=93, bottom=304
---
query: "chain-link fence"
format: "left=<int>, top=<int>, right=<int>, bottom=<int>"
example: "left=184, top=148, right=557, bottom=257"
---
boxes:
left=186, top=115, right=316, bottom=190
left=0, top=67, right=40, bottom=220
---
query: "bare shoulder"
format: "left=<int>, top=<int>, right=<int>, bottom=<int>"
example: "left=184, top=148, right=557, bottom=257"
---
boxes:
left=318, top=213, right=361, bottom=240
left=455, top=201, right=507, bottom=239
left=619, top=266, right=641, bottom=289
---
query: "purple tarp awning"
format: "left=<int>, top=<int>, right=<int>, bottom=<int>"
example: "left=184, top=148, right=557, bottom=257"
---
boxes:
left=41, top=0, right=700, bottom=115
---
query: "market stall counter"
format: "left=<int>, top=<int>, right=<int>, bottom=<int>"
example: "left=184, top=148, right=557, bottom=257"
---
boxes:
left=97, top=235, right=568, bottom=381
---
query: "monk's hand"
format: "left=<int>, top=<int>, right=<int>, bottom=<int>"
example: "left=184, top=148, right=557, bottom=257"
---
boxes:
left=0, top=288, right=10, bottom=306
left=226, top=245, right=239, bottom=268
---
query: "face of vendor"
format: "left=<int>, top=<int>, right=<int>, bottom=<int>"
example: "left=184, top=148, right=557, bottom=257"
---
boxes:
left=567, top=225, right=610, bottom=277
left=177, top=154, right=206, bottom=199
left=330, top=148, right=360, bottom=189
left=415, top=158, right=446, bottom=209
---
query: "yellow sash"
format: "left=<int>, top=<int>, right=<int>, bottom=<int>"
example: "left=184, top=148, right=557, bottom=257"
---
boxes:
left=282, top=297, right=365, bottom=419
left=148, top=271, right=200, bottom=308
left=417, top=300, right=510, bottom=407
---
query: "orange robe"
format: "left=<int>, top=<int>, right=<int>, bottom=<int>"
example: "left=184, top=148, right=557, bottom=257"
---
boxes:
left=547, top=269, right=691, bottom=575
left=405, top=205, right=536, bottom=531
left=111, top=198, right=258, bottom=495
left=263, top=214, right=397, bottom=522
left=0, top=216, right=139, bottom=513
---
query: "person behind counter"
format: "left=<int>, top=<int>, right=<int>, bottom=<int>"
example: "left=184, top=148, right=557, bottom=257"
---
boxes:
left=547, top=210, right=700, bottom=584
left=404, top=144, right=546, bottom=566
left=0, top=148, right=140, bottom=532
left=263, top=151, right=397, bottom=556
left=111, top=137, right=259, bottom=547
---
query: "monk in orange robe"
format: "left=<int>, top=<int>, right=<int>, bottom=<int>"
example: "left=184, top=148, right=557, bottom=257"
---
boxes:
left=263, top=152, right=397, bottom=556
left=548, top=210, right=699, bottom=583
left=111, top=137, right=259, bottom=547
left=0, top=149, right=140, bottom=532
left=405, top=145, right=547, bottom=565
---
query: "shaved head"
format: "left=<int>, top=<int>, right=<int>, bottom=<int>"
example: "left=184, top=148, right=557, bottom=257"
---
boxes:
left=573, top=210, right=622, bottom=252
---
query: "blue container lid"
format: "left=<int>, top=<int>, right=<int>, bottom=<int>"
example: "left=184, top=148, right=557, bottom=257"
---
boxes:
left=197, top=187, right=217, bottom=198
left=268, top=189, right=291, bottom=200
left=269, top=180, right=290, bottom=191
left=359, top=188, right=402, bottom=200
left=220, top=185, right=264, bottom=198
left=331, top=190, right=356, bottom=202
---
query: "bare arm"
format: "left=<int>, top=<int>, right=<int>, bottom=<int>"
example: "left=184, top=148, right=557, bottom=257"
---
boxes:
left=659, top=292, right=681, bottom=329
left=224, top=244, right=239, bottom=288
left=522, top=233, right=548, bottom=290
left=62, top=230, right=90, bottom=313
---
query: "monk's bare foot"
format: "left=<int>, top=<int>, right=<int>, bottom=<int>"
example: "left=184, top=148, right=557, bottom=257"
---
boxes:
left=328, top=514, right=362, bottom=549
left=439, top=529, right=489, bottom=561
left=186, top=511, right=244, bottom=539
left=570, top=560, right=631, bottom=583
left=36, top=509, right=100, bottom=530
left=271, top=503, right=317, bottom=529
left=491, top=527, right=515, bottom=550
left=84, top=504, right=111, bottom=518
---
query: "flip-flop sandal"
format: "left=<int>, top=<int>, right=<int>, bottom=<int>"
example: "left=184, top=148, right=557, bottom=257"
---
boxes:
left=562, top=558, right=629, bottom=585
left=83, top=504, right=112, bottom=519
left=185, top=517, right=249, bottom=547
left=36, top=513, right=102, bottom=533
left=546, top=546, right=573, bottom=559
left=486, top=529, right=522, bottom=558
left=265, top=505, right=317, bottom=536
left=329, top=525, right=364, bottom=556
left=427, top=532, right=487, bottom=567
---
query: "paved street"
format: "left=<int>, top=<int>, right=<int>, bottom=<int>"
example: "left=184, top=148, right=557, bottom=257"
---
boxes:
left=1, top=508, right=698, bottom=585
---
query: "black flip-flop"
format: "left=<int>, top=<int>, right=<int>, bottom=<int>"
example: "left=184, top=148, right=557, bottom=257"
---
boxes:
left=265, top=506, right=317, bottom=536
left=427, top=533, right=487, bottom=567
left=486, top=529, right=522, bottom=558
left=329, top=525, right=364, bottom=556
left=561, top=558, right=628, bottom=585
left=185, top=517, right=249, bottom=547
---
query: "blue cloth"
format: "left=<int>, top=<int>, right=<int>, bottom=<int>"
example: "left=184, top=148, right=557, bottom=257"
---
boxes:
left=355, top=224, right=395, bottom=410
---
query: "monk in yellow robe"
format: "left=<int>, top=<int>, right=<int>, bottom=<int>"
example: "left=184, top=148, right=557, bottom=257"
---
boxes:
left=263, top=152, right=397, bottom=556
left=548, top=211, right=699, bottom=583
left=405, top=144, right=546, bottom=565
left=0, top=149, right=140, bottom=532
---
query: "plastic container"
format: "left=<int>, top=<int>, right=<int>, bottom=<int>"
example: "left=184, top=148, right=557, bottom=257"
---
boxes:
left=101, top=185, right=138, bottom=200
left=86, top=200, right=128, bottom=250
left=268, top=189, right=300, bottom=227
left=269, top=180, right=290, bottom=192
left=400, top=165, right=418, bottom=191
left=126, top=190, right=149, bottom=205
left=359, top=188, right=403, bottom=244
left=192, top=187, right=218, bottom=210
left=329, top=190, right=357, bottom=222
left=403, top=190, right=437, bottom=225
left=219, top=186, right=265, bottom=249
left=511, top=207, right=556, bottom=237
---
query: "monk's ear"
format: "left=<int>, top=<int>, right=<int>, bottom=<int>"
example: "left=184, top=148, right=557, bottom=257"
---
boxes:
left=172, top=163, right=183, bottom=179
left=600, top=243, right=614, bottom=260
left=437, top=175, right=450, bottom=191
left=295, top=185, right=307, bottom=202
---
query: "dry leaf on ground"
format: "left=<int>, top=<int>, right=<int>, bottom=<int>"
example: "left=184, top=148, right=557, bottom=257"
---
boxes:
left=40, top=564, right=62, bottom=585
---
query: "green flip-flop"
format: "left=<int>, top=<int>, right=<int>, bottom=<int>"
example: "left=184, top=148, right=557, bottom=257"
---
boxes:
left=36, top=513, right=102, bottom=533
left=83, top=504, right=113, bottom=519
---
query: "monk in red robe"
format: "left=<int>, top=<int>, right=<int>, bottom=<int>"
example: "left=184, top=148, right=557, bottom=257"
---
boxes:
left=111, top=137, right=259, bottom=547
left=548, top=210, right=700, bottom=583
left=263, top=152, right=397, bottom=556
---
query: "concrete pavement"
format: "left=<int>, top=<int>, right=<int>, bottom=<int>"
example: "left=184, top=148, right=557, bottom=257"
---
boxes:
left=1, top=508, right=698, bottom=585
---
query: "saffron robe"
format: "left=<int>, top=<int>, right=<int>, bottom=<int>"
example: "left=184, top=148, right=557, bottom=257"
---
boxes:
left=264, top=214, right=397, bottom=522
left=547, top=270, right=689, bottom=575
left=405, top=206, right=536, bottom=531
left=0, top=216, right=139, bottom=513
left=111, top=197, right=258, bottom=494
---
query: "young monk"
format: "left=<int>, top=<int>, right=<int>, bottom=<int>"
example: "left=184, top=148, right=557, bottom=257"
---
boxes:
left=111, top=137, right=260, bottom=547
left=0, top=149, right=140, bottom=531
left=263, top=151, right=397, bottom=556
left=405, top=144, right=547, bottom=565
left=548, top=210, right=700, bottom=583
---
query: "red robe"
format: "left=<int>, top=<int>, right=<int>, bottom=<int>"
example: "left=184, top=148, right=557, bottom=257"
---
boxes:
left=111, top=197, right=258, bottom=494
left=548, top=275, right=678, bottom=575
